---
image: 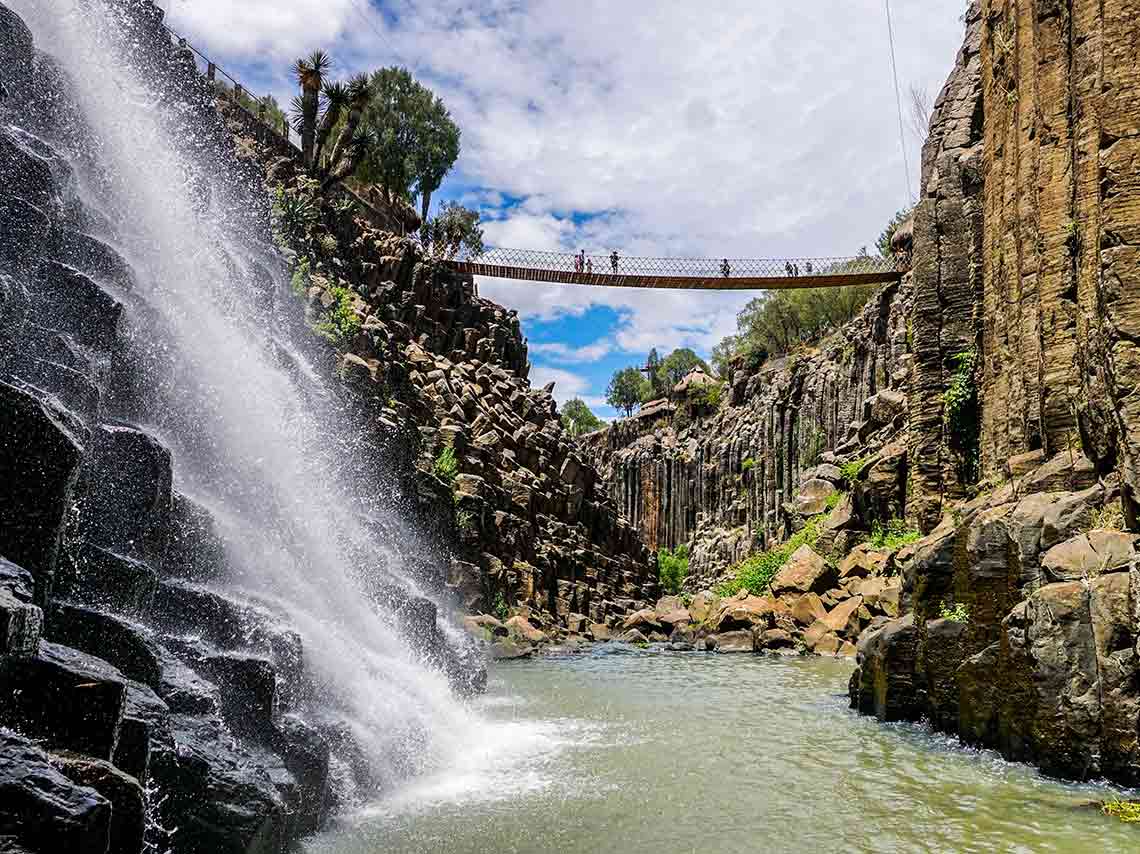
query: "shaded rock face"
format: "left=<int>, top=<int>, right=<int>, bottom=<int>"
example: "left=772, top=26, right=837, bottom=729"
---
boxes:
left=0, top=2, right=485, bottom=852
left=583, top=279, right=912, bottom=583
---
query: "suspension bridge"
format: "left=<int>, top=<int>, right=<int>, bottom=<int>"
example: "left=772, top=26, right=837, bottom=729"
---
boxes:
left=448, top=248, right=905, bottom=291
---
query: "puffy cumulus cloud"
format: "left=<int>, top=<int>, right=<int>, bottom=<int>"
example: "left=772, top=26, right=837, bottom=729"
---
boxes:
left=526, top=365, right=589, bottom=405
left=159, top=0, right=968, bottom=395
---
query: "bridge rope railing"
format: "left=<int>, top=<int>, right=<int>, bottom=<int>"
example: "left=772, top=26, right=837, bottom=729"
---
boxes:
left=160, top=23, right=304, bottom=152
left=454, top=247, right=903, bottom=280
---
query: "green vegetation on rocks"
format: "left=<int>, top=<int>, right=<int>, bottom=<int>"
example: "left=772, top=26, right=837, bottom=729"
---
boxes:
left=939, top=601, right=970, bottom=624
left=868, top=518, right=921, bottom=550
left=1101, top=799, right=1140, bottom=823
left=717, top=516, right=823, bottom=597
left=658, top=545, right=689, bottom=594
left=943, top=348, right=980, bottom=484
left=433, top=445, right=459, bottom=485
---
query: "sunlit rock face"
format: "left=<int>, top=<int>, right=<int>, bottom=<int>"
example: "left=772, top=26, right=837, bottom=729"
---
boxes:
left=850, top=0, right=1140, bottom=787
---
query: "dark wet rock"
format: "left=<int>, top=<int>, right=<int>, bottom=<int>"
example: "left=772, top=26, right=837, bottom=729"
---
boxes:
left=46, top=602, right=162, bottom=689
left=0, top=379, right=86, bottom=589
left=114, top=681, right=170, bottom=784
left=0, top=641, right=125, bottom=761
left=31, top=261, right=123, bottom=352
left=82, top=424, right=173, bottom=565
left=0, top=729, right=111, bottom=854
left=849, top=614, right=919, bottom=722
left=17, top=356, right=102, bottom=419
left=151, top=713, right=287, bottom=854
left=273, top=714, right=330, bottom=837
left=489, top=639, right=532, bottom=659
left=162, top=492, right=228, bottom=582
left=56, top=543, right=158, bottom=617
left=47, top=752, right=145, bottom=854
left=0, top=557, right=42, bottom=657
left=195, top=653, right=278, bottom=744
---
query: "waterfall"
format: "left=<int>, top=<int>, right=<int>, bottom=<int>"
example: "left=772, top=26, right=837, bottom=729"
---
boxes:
left=10, top=0, right=484, bottom=795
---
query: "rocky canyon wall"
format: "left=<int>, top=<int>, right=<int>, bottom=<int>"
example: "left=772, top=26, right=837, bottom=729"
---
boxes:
left=583, top=278, right=912, bottom=583
left=851, top=0, right=1140, bottom=788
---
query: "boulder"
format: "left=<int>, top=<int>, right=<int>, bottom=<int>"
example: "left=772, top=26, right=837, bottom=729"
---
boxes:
left=687, top=591, right=720, bottom=623
left=814, top=632, right=843, bottom=656
left=0, top=380, right=86, bottom=584
left=587, top=623, right=612, bottom=641
left=654, top=595, right=685, bottom=617
left=823, top=493, right=858, bottom=532
left=162, top=492, right=228, bottom=581
left=115, top=681, right=170, bottom=784
left=82, top=425, right=173, bottom=566
left=838, top=545, right=889, bottom=581
left=1021, top=450, right=1098, bottom=494
left=621, top=608, right=661, bottom=633
left=710, top=629, right=756, bottom=653
left=790, top=592, right=827, bottom=626
left=151, top=713, right=287, bottom=854
left=793, top=477, right=836, bottom=516
left=0, top=641, right=126, bottom=761
left=771, top=545, right=837, bottom=597
left=759, top=628, right=794, bottom=649
left=488, top=639, right=532, bottom=660
left=565, top=613, right=588, bottom=634
left=505, top=615, right=546, bottom=644
left=48, top=752, right=144, bottom=854
left=618, top=629, right=649, bottom=644
left=46, top=602, right=161, bottom=689
left=0, top=557, right=41, bottom=657
left=274, top=715, right=331, bottom=837
left=822, top=595, right=865, bottom=637
left=1040, top=531, right=1135, bottom=581
left=711, top=595, right=777, bottom=631
left=802, top=619, right=831, bottom=650
left=55, top=543, right=157, bottom=618
left=848, top=614, right=920, bottom=722
left=0, top=729, right=110, bottom=854
left=866, top=388, right=906, bottom=428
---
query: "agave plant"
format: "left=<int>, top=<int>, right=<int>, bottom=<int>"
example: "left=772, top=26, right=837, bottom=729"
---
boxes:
left=292, top=50, right=331, bottom=166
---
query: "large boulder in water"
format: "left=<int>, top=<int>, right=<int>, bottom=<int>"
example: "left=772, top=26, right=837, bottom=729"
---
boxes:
left=771, top=545, right=837, bottom=598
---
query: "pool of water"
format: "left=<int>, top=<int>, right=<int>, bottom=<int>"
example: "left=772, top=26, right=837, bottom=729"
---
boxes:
left=304, top=646, right=1137, bottom=854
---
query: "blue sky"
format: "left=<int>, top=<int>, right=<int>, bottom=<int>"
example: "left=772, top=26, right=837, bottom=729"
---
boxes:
left=158, top=0, right=969, bottom=418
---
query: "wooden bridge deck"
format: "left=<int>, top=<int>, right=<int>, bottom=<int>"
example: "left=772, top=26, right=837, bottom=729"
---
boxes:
left=449, top=263, right=902, bottom=291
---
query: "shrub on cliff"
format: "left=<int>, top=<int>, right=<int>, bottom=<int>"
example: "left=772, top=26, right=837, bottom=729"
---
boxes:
left=717, top=517, right=823, bottom=597
left=658, top=545, right=689, bottom=594
left=607, top=368, right=650, bottom=417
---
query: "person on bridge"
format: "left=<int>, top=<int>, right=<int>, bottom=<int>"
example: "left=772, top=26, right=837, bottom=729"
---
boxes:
left=805, top=261, right=813, bottom=274
left=586, top=258, right=593, bottom=274
left=721, top=259, right=731, bottom=278
left=610, top=251, right=620, bottom=274
left=785, top=262, right=794, bottom=277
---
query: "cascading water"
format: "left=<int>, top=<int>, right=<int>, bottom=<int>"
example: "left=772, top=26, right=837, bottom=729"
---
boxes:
left=9, top=0, right=490, bottom=799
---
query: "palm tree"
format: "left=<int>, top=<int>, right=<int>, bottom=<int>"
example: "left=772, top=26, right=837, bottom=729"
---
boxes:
left=292, top=50, right=331, bottom=166
left=325, top=73, right=372, bottom=178
left=313, top=81, right=348, bottom=167
left=322, top=126, right=377, bottom=192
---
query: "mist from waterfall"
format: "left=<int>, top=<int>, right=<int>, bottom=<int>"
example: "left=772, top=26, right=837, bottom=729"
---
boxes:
left=11, top=0, right=493, bottom=796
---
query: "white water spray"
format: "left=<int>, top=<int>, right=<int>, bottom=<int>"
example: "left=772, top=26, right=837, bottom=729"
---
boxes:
left=13, top=0, right=489, bottom=793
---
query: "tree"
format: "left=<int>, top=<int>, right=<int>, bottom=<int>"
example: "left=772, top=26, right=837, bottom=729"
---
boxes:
left=606, top=368, right=649, bottom=418
left=358, top=67, right=421, bottom=203
left=877, top=206, right=915, bottom=259
left=644, top=348, right=664, bottom=400
left=313, top=81, right=348, bottom=166
left=658, top=348, right=710, bottom=389
left=412, top=95, right=461, bottom=234
left=321, top=74, right=375, bottom=192
left=292, top=50, right=331, bottom=166
left=423, top=202, right=484, bottom=261
left=561, top=398, right=603, bottom=437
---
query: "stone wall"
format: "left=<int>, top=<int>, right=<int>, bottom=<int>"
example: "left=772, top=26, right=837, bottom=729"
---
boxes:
left=583, top=277, right=912, bottom=582
left=851, top=0, right=1140, bottom=788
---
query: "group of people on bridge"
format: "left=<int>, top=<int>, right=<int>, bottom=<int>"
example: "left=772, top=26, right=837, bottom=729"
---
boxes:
left=573, top=250, right=623, bottom=275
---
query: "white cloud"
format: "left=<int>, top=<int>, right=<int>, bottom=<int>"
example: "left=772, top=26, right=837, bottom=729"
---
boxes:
left=529, top=340, right=613, bottom=363
left=526, top=365, right=589, bottom=405
left=158, top=0, right=968, bottom=387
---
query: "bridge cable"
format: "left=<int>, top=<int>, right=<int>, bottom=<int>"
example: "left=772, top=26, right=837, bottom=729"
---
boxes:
left=347, top=0, right=410, bottom=68
left=883, top=0, right=913, bottom=203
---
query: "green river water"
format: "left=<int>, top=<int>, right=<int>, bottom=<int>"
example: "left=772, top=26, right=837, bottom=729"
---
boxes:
left=305, top=646, right=1138, bottom=854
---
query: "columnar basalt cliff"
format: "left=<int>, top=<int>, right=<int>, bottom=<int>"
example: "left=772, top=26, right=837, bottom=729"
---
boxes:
left=849, top=0, right=1140, bottom=787
left=584, top=278, right=912, bottom=583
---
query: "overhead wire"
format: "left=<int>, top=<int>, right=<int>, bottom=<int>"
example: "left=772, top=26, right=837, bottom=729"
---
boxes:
left=883, top=0, right=914, bottom=203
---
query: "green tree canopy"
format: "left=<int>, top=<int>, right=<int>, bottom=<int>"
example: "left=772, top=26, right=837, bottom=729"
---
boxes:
left=423, top=202, right=484, bottom=261
left=412, top=95, right=461, bottom=232
left=561, top=398, right=603, bottom=437
left=658, top=348, right=710, bottom=390
left=606, top=367, right=649, bottom=418
left=877, top=206, right=915, bottom=259
left=645, top=348, right=665, bottom=399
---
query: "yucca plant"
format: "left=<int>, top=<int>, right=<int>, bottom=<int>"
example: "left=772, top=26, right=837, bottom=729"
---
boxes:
left=313, top=81, right=348, bottom=167
left=324, top=74, right=372, bottom=180
left=292, top=50, right=331, bottom=166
